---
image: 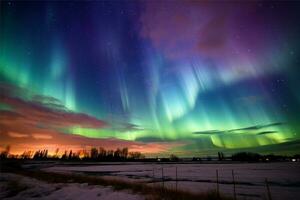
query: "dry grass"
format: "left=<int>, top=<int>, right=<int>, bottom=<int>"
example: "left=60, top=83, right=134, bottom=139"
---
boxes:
left=1, top=179, right=28, bottom=198
left=1, top=161, right=232, bottom=200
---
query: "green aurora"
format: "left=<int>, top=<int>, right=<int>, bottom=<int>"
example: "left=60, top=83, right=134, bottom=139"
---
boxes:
left=1, top=1, right=300, bottom=156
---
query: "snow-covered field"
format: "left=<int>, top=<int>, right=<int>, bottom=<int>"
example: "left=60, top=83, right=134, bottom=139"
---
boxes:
left=45, top=162, right=300, bottom=200
left=0, top=173, right=144, bottom=200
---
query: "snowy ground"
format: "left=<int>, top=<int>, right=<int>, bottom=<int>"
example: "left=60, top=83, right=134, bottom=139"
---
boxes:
left=45, top=162, right=300, bottom=200
left=0, top=173, right=144, bottom=200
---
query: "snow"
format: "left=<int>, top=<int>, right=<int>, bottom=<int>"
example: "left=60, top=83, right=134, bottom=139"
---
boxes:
left=0, top=173, right=144, bottom=200
left=45, top=162, right=300, bottom=200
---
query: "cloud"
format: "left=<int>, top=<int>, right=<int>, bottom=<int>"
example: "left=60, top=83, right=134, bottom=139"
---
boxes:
left=0, top=83, right=146, bottom=134
left=32, top=134, right=53, bottom=140
left=1, top=130, right=185, bottom=156
left=229, top=122, right=285, bottom=132
left=193, top=130, right=225, bottom=135
left=8, top=132, right=29, bottom=138
left=0, top=88, right=108, bottom=130
left=256, top=131, right=277, bottom=135
left=0, top=110, right=24, bottom=120
left=193, top=122, right=285, bottom=135
left=32, top=95, right=67, bottom=110
left=111, top=122, right=146, bottom=132
left=0, top=83, right=185, bottom=155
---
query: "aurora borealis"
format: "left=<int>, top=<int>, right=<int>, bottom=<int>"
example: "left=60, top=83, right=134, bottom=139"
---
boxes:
left=1, top=1, right=300, bottom=156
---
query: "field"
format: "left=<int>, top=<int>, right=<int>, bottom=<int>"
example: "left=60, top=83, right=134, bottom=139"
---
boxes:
left=1, top=161, right=299, bottom=200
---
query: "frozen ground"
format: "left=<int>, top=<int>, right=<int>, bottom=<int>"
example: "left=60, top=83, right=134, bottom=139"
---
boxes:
left=0, top=173, right=144, bottom=200
left=45, top=162, right=300, bottom=200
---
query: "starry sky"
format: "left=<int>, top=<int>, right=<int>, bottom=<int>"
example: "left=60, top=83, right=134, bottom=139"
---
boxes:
left=1, top=1, right=300, bottom=156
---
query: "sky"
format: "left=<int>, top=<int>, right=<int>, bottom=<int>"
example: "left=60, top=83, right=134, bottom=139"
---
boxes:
left=1, top=1, right=300, bottom=157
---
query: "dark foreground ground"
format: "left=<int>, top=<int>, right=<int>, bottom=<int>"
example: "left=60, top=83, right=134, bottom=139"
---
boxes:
left=1, top=160, right=299, bottom=200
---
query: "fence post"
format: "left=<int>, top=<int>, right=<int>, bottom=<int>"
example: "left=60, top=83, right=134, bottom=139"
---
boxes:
left=176, top=166, right=178, bottom=192
left=265, top=178, right=272, bottom=200
left=216, top=169, right=219, bottom=197
left=153, top=165, right=155, bottom=186
left=232, top=169, right=236, bottom=200
left=162, top=166, right=164, bottom=189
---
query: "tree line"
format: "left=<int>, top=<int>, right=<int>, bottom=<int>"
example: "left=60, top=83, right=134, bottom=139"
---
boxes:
left=0, top=145, right=145, bottom=161
left=1, top=145, right=299, bottom=162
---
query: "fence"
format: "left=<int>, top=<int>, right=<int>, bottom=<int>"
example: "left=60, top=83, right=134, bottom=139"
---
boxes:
left=151, top=165, right=273, bottom=200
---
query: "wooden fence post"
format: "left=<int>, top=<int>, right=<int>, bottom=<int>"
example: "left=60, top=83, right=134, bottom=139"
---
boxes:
left=232, top=169, right=236, bottom=200
left=152, top=165, right=155, bottom=186
left=162, top=166, right=164, bottom=189
left=265, top=178, right=272, bottom=200
left=176, top=166, right=178, bottom=192
left=216, top=169, right=219, bottom=197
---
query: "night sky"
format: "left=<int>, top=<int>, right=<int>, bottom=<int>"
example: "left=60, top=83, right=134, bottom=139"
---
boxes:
left=1, top=1, right=300, bottom=156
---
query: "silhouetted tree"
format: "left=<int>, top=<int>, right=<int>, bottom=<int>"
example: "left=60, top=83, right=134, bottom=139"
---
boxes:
left=129, top=151, right=144, bottom=160
left=170, top=154, right=179, bottom=161
left=68, top=150, right=73, bottom=159
left=106, top=150, right=114, bottom=160
left=121, top=147, right=128, bottom=160
left=1, top=146, right=146, bottom=162
left=54, top=148, right=59, bottom=158
left=90, top=148, right=98, bottom=160
left=21, top=150, right=33, bottom=159
left=114, top=148, right=121, bottom=160
left=0, top=145, right=10, bottom=159
left=33, top=149, right=48, bottom=160
left=218, top=152, right=224, bottom=161
left=61, top=150, right=68, bottom=160
left=98, top=147, right=106, bottom=160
